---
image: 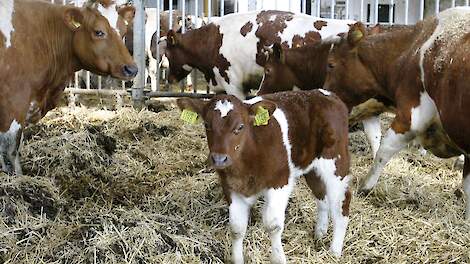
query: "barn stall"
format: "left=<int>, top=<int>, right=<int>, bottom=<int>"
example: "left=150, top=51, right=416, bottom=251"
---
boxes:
left=1, top=0, right=470, bottom=263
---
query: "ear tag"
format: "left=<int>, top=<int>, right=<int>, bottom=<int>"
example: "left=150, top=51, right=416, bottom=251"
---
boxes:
left=71, top=19, right=81, bottom=29
left=351, top=30, right=363, bottom=41
left=254, top=106, right=270, bottom=126
left=180, top=109, right=199, bottom=124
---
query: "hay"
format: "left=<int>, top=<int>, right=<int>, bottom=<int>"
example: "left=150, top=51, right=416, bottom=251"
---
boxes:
left=1, top=106, right=469, bottom=263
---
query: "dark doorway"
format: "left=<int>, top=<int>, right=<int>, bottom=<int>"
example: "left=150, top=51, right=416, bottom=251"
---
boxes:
left=367, top=4, right=396, bottom=23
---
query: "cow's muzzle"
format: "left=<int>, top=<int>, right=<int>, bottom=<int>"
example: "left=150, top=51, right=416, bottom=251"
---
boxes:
left=122, top=64, right=138, bottom=78
left=210, top=153, right=232, bottom=169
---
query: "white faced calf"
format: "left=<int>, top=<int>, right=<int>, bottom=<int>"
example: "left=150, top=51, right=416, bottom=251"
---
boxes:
left=177, top=90, right=351, bottom=263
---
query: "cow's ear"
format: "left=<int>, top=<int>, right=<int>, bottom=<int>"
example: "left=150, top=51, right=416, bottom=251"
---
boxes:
left=118, top=5, right=135, bottom=24
left=368, top=24, right=381, bottom=35
left=167, top=30, right=180, bottom=47
left=272, top=43, right=286, bottom=64
left=176, top=98, right=208, bottom=121
left=64, top=7, right=84, bottom=32
left=248, top=100, right=277, bottom=127
left=347, top=22, right=366, bottom=47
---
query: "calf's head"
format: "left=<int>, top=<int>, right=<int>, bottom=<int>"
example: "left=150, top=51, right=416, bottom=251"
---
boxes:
left=64, top=6, right=137, bottom=80
left=164, top=30, right=193, bottom=83
left=177, top=95, right=276, bottom=170
left=323, top=23, right=380, bottom=108
left=258, top=43, right=300, bottom=95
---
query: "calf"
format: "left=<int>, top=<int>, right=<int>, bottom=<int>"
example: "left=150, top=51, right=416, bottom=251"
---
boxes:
left=177, top=90, right=351, bottom=262
left=165, top=10, right=354, bottom=99
left=0, top=0, right=137, bottom=174
left=324, top=8, right=470, bottom=218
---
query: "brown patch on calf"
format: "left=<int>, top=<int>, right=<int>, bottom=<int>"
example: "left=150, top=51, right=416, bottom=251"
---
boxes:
left=291, top=31, right=322, bottom=48
left=240, top=21, right=253, bottom=37
left=314, top=20, right=328, bottom=30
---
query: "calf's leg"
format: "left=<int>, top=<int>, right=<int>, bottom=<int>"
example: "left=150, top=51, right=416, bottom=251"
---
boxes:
left=312, top=158, right=350, bottom=256
left=263, top=185, right=294, bottom=264
left=229, top=192, right=256, bottom=264
left=304, top=172, right=329, bottom=239
left=0, top=120, right=23, bottom=175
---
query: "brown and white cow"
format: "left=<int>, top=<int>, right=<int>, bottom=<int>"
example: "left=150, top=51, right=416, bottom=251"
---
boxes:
left=323, top=8, right=470, bottom=218
left=0, top=0, right=137, bottom=174
left=164, top=10, right=355, bottom=99
left=177, top=90, right=351, bottom=262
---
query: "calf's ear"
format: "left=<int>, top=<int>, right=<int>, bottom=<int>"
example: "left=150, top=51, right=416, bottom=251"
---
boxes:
left=64, top=7, right=84, bottom=31
left=176, top=98, right=208, bottom=117
left=167, top=30, right=180, bottom=47
left=247, top=100, right=277, bottom=126
left=347, top=22, right=366, bottom=47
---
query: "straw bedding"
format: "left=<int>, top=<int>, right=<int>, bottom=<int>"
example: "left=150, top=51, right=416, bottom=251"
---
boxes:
left=0, top=105, right=468, bottom=263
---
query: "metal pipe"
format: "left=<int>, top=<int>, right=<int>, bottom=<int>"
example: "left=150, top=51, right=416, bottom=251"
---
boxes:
left=65, top=88, right=128, bottom=96
left=302, top=0, right=306, bottom=14
left=98, top=76, right=102, bottom=90
left=405, top=0, right=409, bottom=24
left=436, top=0, right=440, bottom=14
left=389, top=0, right=394, bottom=24
left=452, top=0, right=455, bottom=7
left=330, top=0, right=334, bottom=19
left=156, top=0, right=161, bottom=91
left=182, top=0, right=186, bottom=33
left=146, top=91, right=214, bottom=98
left=374, top=0, right=379, bottom=24
left=220, top=0, right=224, bottom=16
left=169, top=0, right=173, bottom=29
left=360, top=0, right=364, bottom=22
left=345, top=0, right=349, bottom=19
left=467, top=0, right=469, bottom=7
left=316, top=0, right=321, bottom=17
left=419, top=0, right=424, bottom=20
left=132, top=0, right=146, bottom=108
left=208, top=0, right=212, bottom=22
left=86, top=71, right=90, bottom=89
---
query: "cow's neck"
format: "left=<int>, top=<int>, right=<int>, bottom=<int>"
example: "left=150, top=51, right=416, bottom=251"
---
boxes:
left=287, top=44, right=330, bottom=89
left=357, top=26, right=417, bottom=101
left=180, top=24, right=223, bottom=80
left=41, top=5, right=81, bottom=85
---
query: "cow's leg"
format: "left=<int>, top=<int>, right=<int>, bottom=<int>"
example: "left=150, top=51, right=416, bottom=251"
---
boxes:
left=8, top=129, right=23, bottom=175
left=463, top=156, right=470, bottom=220
left=361, top=92, right=436, bottom=192
left=362, top=115, right=381, bottom=158
left=229, top=192, right=255, bottom=264
left=149, top=57, right=158, bottom=92
left=263, top=186, right=293, bottom=264
left=360, top=128, right=414, bottom=191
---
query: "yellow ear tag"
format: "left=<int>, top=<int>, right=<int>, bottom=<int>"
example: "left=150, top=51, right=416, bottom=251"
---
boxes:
left=351, top=30, right=363, bottom=41
left=180, top=109, right=198, bottom=124
left=254, top=106, right=270, bottom=126
left=71, top=19, right=81, bottom=29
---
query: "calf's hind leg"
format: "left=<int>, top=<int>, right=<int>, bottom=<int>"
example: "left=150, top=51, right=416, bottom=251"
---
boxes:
left=0, top=120, right=23, bottom=175
left=304, top=171, right=329, bottom=239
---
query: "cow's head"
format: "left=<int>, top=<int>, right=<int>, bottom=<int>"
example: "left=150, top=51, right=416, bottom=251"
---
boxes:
left=116, top=5, right=135, bottom=38
left=177, top=95, right=276, bottom=169
left=323, top=22, right=380, bottom=108
left=64, top=6, right=137, bottom=80
left=258, top=43, right=300, bottom=95
left=164, top=30, right=193, bottom=83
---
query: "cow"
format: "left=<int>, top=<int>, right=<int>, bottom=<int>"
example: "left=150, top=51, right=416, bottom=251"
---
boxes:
left=323, top=8, right=470, bottom=218
left=256, top=25, right=413, bottom=158
left=163, top=10, right=355, bottom=99
left=0, top=0, right=137, bottom=175
left=124, top=9, right=196, bottom=91
left=177, top=90, right=351, bottom=262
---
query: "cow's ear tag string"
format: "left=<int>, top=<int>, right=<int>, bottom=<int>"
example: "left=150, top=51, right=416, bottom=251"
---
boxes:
left=180, top=109, right=199, bottom=124
left=254, top=106, right=270, bottom=126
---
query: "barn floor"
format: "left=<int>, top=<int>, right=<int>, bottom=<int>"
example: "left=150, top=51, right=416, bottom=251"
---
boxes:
left=0, top=105, right=469, bottom=263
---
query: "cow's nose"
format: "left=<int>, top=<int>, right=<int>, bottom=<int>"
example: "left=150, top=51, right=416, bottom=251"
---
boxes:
left=123, top=64, right=138, bottom=77
left=210, top=153, right=232, bottom=169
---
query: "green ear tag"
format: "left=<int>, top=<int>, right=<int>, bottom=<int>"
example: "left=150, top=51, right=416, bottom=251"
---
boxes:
left=254, top=106, right=270, bottom=126
left=180, top=109, right=198, bottom=124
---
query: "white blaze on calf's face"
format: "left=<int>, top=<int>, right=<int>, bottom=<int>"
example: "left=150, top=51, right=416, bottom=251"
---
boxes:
left=97, top=3, right=121, bottom=36
left=214, top=99, right=234, bottom=118
left=0, top=0, right=15, bottom=48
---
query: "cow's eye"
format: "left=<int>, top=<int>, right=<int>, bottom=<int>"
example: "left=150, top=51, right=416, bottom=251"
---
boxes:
left=95, top=30, right=106, bottom=38
left=204, top=122, right=211, bottom=130
left=234, top=124, right=244, bottom=135
left=265, top=67, right=272, bottom=75
left=328, top=62, right=335, bottom=69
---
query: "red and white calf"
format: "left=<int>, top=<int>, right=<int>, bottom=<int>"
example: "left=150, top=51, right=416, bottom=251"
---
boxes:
left=177, top=90, right=351, bottom=262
